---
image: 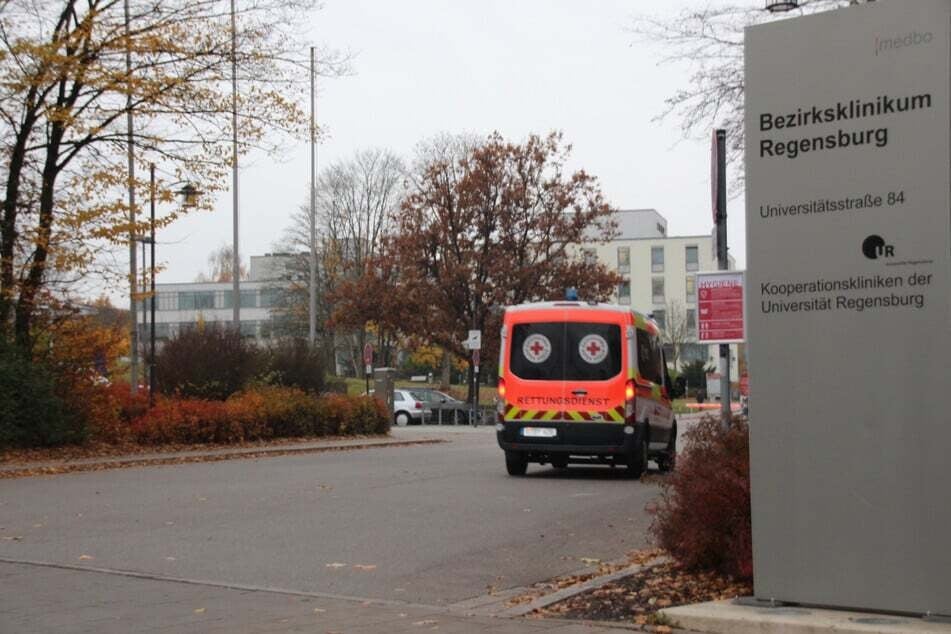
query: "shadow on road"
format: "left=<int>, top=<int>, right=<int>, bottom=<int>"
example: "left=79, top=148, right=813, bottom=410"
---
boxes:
left=522, top=465, right=669, bottom=481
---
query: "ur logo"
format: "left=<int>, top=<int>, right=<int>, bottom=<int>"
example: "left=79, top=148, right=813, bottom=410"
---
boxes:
left=862, top=234, right=894, bottom=260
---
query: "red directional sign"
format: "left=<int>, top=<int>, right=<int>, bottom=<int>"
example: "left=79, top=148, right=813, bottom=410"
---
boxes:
left=696, top=271, right=745, bottom=343
left=363, top=343, right=373, bottom=365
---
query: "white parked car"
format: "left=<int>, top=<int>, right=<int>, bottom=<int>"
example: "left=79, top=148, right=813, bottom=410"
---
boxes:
left=393, top=389, right=431, bottom=426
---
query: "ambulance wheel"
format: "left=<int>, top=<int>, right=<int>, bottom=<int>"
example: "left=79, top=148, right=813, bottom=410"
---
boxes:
left=505, top=451, right=528, bottom=476
left=657, top=423, right=677, bottom=473
left=626, top=432, right=648, bottom=479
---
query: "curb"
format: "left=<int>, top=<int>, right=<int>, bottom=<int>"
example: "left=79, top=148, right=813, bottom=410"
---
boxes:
left=0, top=438, right=446, bottom=479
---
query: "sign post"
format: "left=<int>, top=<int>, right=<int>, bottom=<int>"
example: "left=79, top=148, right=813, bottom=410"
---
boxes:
left=363, top=343, right=373, bottom=396
left=711, top=128, right=731, bottom=427
left=745, top=0, right=950, bottom=615
left=465, top=330, right=481, bottom=425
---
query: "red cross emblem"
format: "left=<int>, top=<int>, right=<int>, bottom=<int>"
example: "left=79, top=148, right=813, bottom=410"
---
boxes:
left=522, top=334, right=551, bottom=363
left=578, top=334, right=608, bottom=364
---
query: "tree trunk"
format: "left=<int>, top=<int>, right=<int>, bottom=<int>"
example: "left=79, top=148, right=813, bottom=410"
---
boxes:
left=15, top=124, right=62, bottom=347
left=1, top=116, right=38, bottom=340
left=440, top=348, right=451, bottom=389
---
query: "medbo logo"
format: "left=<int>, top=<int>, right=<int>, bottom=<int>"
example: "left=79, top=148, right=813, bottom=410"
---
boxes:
left=862, top=235, right=894, bottom=260
left=875, top=31, right=933, bottom=56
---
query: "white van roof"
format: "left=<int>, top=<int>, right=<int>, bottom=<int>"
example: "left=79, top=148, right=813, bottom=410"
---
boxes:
left=503, top=302, right=659, bottom=329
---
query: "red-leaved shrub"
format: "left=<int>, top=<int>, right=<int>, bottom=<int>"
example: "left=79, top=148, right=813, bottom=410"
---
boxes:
left=648, top=416, right=752, bottom=580
left=129, top=389, right=390, bottom=446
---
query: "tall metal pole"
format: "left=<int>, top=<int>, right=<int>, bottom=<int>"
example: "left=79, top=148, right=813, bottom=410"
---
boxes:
left=231, top=0, right=240, bottom=329
left=124, top=0, right=138, bottom=393
left=308, top=46, right=317, bottom=346
left=149, top=164, right=157, bottom=407
left=715, top=129, right=731, bottom=429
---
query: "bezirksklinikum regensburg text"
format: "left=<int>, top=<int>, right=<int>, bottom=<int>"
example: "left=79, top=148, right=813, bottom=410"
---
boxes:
left=758, top=93, right=933, bottom=159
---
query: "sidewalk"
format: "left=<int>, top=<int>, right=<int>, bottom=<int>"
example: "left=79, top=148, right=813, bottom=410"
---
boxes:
left=0, top=435, right=444, bottom=478
left=0, top=560, right=638, bottom=634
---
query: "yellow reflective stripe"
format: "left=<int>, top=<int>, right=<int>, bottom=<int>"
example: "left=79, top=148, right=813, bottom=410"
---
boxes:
left=627, top=368, right=636, bottom=379
left=607, top=409, right=625, bottom=422
left=651, top=385, right=661, bottom=399
left=568, top=411, right=585, bottom=422
left=505, top=408, right=521, bottom=421
left=522, top=410, right=537, bottom=420
left=541, top=410, right=558, bottom=421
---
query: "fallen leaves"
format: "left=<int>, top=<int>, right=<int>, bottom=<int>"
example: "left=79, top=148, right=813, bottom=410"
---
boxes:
left=325, top=563, right=347, bottom=569
left=78, top=554, right=94, bottom=561
left=352, top=564, right=377, bottom=571
left=193, top=607, right=205, bottom=614
left=537, top=556, right=752, bottom=629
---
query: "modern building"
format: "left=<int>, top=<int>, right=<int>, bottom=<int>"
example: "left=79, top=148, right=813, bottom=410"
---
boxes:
left=148, top=253, right=302, bottom=342
left=577, top=209, right=737, bottom=371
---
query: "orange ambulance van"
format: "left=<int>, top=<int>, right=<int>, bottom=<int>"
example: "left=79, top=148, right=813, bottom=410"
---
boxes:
left=495, top=301, right=677, bottom=478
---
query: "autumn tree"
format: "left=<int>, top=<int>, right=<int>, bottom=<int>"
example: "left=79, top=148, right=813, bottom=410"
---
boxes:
left=629, top=0, right=864, bottom=184
left=0, top=0, right=346, bottom=349
left=195, top=244, right=248, bottom=283
left=278, top=148, right=404, bottom=373
left=335, top=132, right=622, bottom=399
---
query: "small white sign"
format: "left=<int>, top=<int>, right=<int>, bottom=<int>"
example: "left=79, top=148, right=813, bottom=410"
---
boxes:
left=464, top=329, right=482, bottom=350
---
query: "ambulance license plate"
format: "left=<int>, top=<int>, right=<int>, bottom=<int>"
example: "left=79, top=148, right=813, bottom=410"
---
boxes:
left=522, top=427, right=557, bottom=438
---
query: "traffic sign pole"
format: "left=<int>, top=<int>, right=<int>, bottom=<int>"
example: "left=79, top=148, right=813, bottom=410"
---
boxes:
left=363, top=343, right=373, bottom=396
left=713, top=129, right=731, bottom=428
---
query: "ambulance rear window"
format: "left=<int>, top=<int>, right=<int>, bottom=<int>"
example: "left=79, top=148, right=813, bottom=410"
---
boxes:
left=510, top=322, right=621, bottom=381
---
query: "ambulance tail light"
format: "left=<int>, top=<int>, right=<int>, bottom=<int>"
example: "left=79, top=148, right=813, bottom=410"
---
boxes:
left=497, top=378, right=506, bottom=400
left=625, top=379, right=636, bottom=418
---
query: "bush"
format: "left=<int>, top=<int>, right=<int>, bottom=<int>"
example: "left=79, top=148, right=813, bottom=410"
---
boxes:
left=648, top=416, right=752, bottom=580
left=129, top=388, right=389, bottom=446
left=0, top=345, right=86, bottom=448
left=261, top=338, right=325, bottom=394
left=350, top=396, right=391, bottom=435
left=315, top=393, right=355, bottom=435
left=155, top=324, right=261, bottom=400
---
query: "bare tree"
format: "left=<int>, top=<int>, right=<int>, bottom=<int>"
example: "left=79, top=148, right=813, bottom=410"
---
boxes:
left=195, top=244, right=248, bottom=283
left=279, top=148, right=405, bottom=374
left=629, top=1, right=862, bottom=186
left=658, top=300, right=692, bottom=371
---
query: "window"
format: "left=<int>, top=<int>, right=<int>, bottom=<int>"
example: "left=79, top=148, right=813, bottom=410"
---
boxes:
left=239, top=320, right=257, bottom=338
left=178, top=291, right=214, bottom=310
left=686, top=276, right=696, bottom=303
left=652, top=277, right=665, bottom=304
left=259, top=288, right=281, bottom=308
left=686, top=309, right=696, bottom=335
left=154, top=322, right=171, bottom=339
left=618, top=280, right=631, bottom=305
left=686, top=246, right=699, bottom=272
left=582, top=248, right=597, bottom=265
left=652, top=309, right=666, bottom=331
left=617, top=247, right=630, bottom=273
left=510, top=322, right=621, bottom=381
left=651, top=246, right=664, bottom=272
left=657, top=223, right=666, bottom=236
left=157, top=293, right=177, bottom=311
left=636, top=330, right=664, bottom=385
left=223, top=290, right=258, bottom=309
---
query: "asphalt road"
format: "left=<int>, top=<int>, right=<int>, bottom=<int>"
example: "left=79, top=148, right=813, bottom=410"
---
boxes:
left=0, top=426, right=664, bottom=608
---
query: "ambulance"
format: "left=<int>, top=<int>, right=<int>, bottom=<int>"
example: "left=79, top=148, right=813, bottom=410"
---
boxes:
left=495, top=301, right=677, bottom=478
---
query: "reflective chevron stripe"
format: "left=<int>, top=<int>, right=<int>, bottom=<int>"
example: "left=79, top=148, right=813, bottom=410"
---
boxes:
left=502, top=404, right=626, bottom=423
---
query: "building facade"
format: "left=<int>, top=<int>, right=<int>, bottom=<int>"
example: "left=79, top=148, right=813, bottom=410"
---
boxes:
left=578, top=209, right=737, bottom=371
left=148, top=253, right=301, bottom=342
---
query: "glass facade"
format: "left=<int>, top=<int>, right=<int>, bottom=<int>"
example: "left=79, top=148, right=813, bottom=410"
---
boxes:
left=686, top=245, right=699, bottom=271
left=652, top=277, right=665, bottom=304
left=618, top=279, right=631, bottom=304
left=617, top=247, right=630, bottom=273
left=651, top=246, right=664, bottom=273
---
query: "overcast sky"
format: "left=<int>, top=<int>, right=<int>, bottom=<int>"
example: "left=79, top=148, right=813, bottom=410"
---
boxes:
left=153, top=0, right=748, bottom=288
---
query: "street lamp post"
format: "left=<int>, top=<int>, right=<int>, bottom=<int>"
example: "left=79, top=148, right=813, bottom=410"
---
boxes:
left=144, top=165, right=200, bottom=407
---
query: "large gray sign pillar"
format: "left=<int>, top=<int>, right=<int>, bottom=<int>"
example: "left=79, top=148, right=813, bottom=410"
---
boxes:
left=745, top=0, right=950, bottom=616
